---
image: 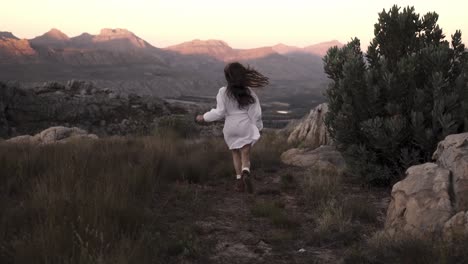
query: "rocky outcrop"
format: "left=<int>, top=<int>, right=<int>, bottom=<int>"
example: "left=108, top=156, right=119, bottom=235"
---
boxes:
left=281, top=146, right=346, bottom=176
left=432, top=133, right=468, bottom=211
left=0, top=82, right=170, bottom=138
left=385, top=132, right=468, bottom=239
left=385, top=163, right=453, bottom=237
left=287, top=103, right=330, bottom=149
left=6, top=126, right=98, bottom=144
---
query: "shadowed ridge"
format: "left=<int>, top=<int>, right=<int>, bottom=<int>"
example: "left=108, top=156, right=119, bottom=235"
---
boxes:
left=0, top=32, right=19, bottom=40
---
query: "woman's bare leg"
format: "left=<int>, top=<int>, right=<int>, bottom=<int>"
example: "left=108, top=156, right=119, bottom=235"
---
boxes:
left=240, top=144, right=251, bottom=171
left=232, top=149, right=244, bottom=192
left=232, top=149, right=242, bottom=176
left=240, top=144, right=253, bottom=193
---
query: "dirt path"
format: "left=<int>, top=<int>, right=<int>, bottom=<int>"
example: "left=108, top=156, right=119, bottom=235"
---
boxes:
left=190, top=167, right=349, bottom=264
left=162, top=164, right=390, bottom=264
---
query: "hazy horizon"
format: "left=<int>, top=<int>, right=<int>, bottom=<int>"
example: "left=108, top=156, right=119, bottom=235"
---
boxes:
left=2, top=0, right=468, bottom=49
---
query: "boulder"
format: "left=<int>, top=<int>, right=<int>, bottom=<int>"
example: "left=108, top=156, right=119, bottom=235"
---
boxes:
left=287, top=103, right=330, bottom=148
left=385, top=163, right=453, bottom=237
left=432, top=132, right=468, bottom=211
left=385, top=132, right=468, bottom=239
left=6, top=126, right=98, bottom=145
left=281, top=145, right=346, bottom=176
left=37, top=126, right=97, bottom=144
left=443, top=211, right=468, bottom=240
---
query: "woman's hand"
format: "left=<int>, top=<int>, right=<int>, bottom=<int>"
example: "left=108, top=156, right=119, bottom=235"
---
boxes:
left=196, top=115, right=205, bottom=123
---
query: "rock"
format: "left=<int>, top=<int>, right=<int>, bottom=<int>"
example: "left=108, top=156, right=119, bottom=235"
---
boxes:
left=443, top=211, right=468, bottom=240
left=38, top=126, right=92, bottom=144
left=433, top=132, right=468, bottom=211
left=384, top=163, right=453, bottom=237
left=6, top=126, right=98, bottom=145
left=385, top=133, right=468, bottom=239
left=287, top=103, right=330, bottom=149
left=255, top=240, right=272, bottom=255
left=280, top=145, right=346, bottom=175
left=5, top=135, right=39, bottom=144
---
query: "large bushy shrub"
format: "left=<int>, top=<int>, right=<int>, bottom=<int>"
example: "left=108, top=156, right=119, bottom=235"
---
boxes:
left=324, top=5, right=468, bottom=185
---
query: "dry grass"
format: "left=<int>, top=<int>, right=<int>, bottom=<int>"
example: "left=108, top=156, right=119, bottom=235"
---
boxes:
left=308, top=198, right=367, bottom=247
left=345, top=232, right=468, bottom=264
left=251, top=132, right=289, bottom=170
left=0, top=133, right=230, bottom=264
left=0, top=128, right=289, bottom=263
left=301, top=167, right=342, bottom=207
left=250, top=201, right=299, bottom=229
left=300, top=166, right=381, bottom=248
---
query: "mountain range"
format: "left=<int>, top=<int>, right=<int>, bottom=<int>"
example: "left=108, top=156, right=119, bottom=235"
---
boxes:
left=0, top=28, right=342, bottom=101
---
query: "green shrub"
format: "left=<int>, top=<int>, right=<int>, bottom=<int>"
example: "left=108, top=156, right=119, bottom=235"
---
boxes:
left=324, top=5, right=468, bottom=186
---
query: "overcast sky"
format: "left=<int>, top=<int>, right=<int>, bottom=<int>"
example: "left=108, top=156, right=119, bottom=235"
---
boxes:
left=2, top=0, right=467, bottom=48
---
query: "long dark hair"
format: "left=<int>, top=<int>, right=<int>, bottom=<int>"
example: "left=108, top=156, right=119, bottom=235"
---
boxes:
left=224, top=62, right=269, bottom=108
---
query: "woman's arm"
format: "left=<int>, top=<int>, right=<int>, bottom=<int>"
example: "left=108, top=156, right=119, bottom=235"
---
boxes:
left=201, top=88, right=226, bottom=122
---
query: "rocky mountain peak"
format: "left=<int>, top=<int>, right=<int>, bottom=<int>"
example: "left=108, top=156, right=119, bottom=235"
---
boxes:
left=166, top=39, right=234, bottom=60
left=99, top=28, right=134, bottom=37
left=0, top=32, right=19, bottom=40
left=30, top=28, right=70, bottom=48
left=0, top=31, right=36, bottom=59
left=94, top=28, right=149, bottom=49
left=44, top=28, right=70, bottom=40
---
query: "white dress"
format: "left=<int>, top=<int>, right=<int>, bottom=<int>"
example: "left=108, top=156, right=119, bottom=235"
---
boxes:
left=203, top=86, right=263, bottom=150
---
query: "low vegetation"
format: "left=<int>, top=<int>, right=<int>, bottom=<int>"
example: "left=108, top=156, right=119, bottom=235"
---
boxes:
left=2, top=127, right=468, bottom=263
left=250, top=201, right=298, bottom=229
left=0, top=129, right=287, bottom=264
left=345, top=232, right=468, bottom=264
